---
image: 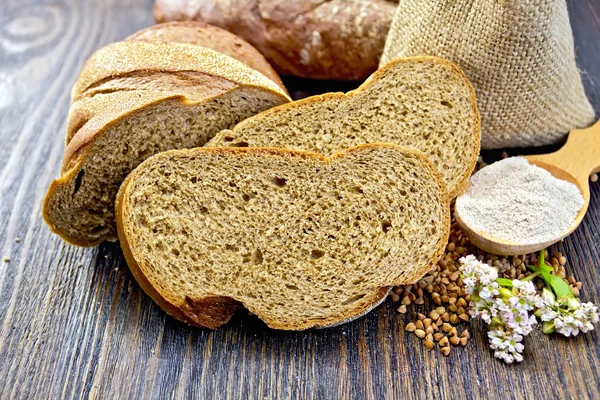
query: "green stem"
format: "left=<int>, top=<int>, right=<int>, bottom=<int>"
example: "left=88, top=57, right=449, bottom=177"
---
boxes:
left=527, top=264, right=538, bottom=273
left=536, top=250, right=574, bottom=301
left=521, top=271, right=540, bottom=282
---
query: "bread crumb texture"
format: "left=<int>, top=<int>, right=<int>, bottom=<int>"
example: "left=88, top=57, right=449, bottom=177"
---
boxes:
left=209, top=56, right=481, bottom=198
left=118, top=145, right=450, bottom=330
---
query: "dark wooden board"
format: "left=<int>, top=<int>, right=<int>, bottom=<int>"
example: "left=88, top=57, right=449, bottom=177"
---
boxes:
left=0, top=1, right=599, bottom=398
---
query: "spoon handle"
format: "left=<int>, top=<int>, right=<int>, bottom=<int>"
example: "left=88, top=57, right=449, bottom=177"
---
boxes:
left=527, top=120, right=600, bottom=183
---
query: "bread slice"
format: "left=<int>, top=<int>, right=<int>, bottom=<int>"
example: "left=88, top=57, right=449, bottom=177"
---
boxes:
left=116, top=144, right=450, bottom=330
left=126, top=21, right=287, bottom=92
left=208, top=56, right=481, bottom=197
left=43, top=41, right=290, bottom=247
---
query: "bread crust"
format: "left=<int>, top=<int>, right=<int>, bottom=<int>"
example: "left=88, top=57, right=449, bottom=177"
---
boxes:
left=153, top=0, right=398, bottom=80
left=116, top=143, right=450, bottom=330
left=126, top=21, right=287, bottom=92
left=71, top=41, right=288, bottom=102
left=214, top=56, right=481, bottom=198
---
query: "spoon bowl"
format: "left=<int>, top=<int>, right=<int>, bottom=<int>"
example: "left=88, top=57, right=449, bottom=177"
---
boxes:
left=455, top=120, right=600, bottom=256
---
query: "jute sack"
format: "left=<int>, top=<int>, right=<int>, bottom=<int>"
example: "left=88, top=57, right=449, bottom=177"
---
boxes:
left=380, top=0, right=595, bottom=149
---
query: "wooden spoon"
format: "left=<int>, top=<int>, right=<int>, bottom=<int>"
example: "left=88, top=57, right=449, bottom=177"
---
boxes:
left=455, top=120, right=600, bottom=256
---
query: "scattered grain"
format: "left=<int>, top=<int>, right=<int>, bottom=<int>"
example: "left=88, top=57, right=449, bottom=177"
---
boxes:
left=2, top=256, right=9, bottom=263
left=439, top=336, right=449, bottom=347
left=392, top=202, right=584, bottom=357
left=424, top=340, right=435, bottom=350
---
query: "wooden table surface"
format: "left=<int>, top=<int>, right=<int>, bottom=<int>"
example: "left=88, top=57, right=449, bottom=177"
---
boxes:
left=1, top=1, right=599, bottom=399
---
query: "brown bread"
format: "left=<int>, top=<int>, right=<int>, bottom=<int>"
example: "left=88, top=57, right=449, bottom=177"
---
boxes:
left=153, top=0, right=398, bottom=80
left=209, top=56, right=481, bottom=198
left=43, top=40, right=289, bottom=247
left=116, top=144, right=450, bottom=330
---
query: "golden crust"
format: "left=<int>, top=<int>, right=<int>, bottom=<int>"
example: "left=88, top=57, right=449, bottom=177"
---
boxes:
left=126, top=21, right=287, bottom=93
left=71, top=41, right=289, bottom=102
left=116, top=143, right=451, bottom=330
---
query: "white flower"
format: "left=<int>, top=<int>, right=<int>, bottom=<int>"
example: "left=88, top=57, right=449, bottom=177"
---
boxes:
left=541, top=287, right=556, bottom=306
left=488, top=328, right=525, bottom=364
left=512, top=279, right=537, bottom=298
left=540, top=308, right=558, bottom=322
left=479, top=282, right=500, bottom=301
left=502, top=308, right=536, bottom=335
left=459, top=256, right=498, bottom=294
left=537, top=288, right=599, bottom=337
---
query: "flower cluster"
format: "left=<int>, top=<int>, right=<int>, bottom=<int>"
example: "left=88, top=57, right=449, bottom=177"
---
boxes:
left=487, top=328, right=524, bottom=364
left=537, top=288, right=599, bottom=337
left=460, top=256, right=537, bottom=363
left=459, top=253, right=598, bottom=365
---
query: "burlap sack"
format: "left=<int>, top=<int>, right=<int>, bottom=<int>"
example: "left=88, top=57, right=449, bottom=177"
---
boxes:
left=380, top=0, right=595, bottom=149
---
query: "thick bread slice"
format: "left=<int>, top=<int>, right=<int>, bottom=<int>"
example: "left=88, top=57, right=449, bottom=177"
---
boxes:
left=209, top=56, right=481, bottom=198
left=116, top=144, right=450, bottom=330
left=126, top=21, right=286, bottom=92
left=43, top=41, right=290, bottom=247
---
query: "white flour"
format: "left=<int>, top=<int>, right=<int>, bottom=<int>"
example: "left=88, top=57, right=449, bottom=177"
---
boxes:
left=456, top=157, right=584, bottom=245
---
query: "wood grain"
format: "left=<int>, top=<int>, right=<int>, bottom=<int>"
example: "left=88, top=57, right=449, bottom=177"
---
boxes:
left=0, top=0, right=599, bottom=399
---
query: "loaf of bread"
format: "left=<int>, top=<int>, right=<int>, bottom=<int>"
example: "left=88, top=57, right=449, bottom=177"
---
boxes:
left=209, top=56, right=481, bottom=198
left=380, top=0, right=595, bottom=149
left=153, top=0, right=398, bottom=80
left=43, top=29, right=290, bottom=247
left=126, top=21, right=286, bottom=92
left=116, top=144, right=450, bottom=330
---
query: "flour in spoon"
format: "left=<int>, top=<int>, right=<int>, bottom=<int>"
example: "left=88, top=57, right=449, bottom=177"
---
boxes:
left=456, top=157, right=584, bottom=245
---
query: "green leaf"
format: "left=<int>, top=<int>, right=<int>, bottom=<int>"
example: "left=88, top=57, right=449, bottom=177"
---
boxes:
left=536, top=250, right=573, bottom=300
left=496, top=278, right=514, bottom=288
left=549, top=275, right=573, bottom=301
